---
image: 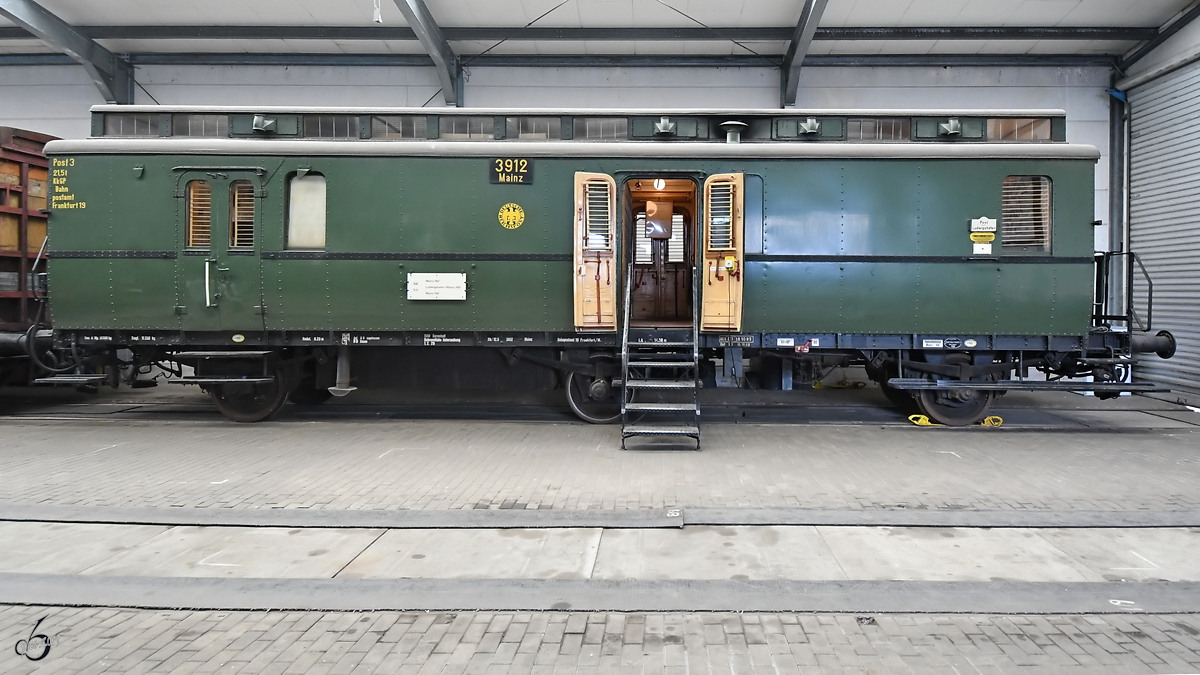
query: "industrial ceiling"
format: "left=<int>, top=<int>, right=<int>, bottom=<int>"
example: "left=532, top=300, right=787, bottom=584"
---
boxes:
left=1, top=0, right=1198, bottom=106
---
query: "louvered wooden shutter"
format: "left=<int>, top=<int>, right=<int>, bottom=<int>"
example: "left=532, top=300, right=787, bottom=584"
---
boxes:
left=1001, top=176, right=1051, bottom=252
left=229, top=180, right=256, bottom=248
left=186, top=180, right=212, bottom=248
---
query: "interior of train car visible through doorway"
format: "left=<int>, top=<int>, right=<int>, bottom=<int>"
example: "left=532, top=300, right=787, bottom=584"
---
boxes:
left=624, top=177, right=696, bottom=327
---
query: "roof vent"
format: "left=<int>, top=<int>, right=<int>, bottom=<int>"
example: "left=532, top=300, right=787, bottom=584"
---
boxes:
left=252, top=115, right=277, bottom=133
left=719, top=120, right=748, bottom=144
left=653, top=117, right=677, bottom=136
left=798, top=118, right=821, bottom=135
left=938, top=118, right=962, bottom=137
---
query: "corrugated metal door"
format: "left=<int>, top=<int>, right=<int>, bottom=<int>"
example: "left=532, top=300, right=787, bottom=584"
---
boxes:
left=1129, top=62, right=1200, bottom=399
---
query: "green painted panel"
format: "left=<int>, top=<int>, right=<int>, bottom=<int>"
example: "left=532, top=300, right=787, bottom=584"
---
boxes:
left=111, top=259, right=178, bottom=329
left=46, top=259, right=112, bottom=329
left=266, top=260, right=331, bottom=331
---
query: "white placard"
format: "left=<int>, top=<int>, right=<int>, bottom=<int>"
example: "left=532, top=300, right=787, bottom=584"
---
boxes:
left=973, top=243, right=993, bottom=255
left=776, top=337, right=795, bottom=347
left=970, top=216, right=997, bottom=232
left=407, top=273, right=467, bottom=300
left=922, top=339, right=944, bottom=348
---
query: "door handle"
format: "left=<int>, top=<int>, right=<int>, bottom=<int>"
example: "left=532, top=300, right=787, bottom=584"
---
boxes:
left=205, top=259, right=217, bottom=307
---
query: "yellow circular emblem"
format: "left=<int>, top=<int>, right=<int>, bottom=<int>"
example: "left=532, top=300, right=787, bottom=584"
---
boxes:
left=498, top=203, right=524, bottom=230
left=231, top=334, right=245, bottom=343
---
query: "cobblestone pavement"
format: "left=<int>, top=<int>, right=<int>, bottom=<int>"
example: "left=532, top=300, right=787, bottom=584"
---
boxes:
left=4, top=605, right=1200, bottom=674
left=0, top=419, right=1198, bottom=512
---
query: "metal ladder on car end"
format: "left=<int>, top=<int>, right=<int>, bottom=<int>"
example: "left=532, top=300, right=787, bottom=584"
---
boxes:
left=619, top=256, right=701, bottom=450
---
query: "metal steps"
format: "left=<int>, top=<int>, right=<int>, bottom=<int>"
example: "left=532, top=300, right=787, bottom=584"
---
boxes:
left=171, top=351, right=273, bottom=359
left=170, top=376, right=275, bottom=385
left=619, top=258, right=701, bottom=450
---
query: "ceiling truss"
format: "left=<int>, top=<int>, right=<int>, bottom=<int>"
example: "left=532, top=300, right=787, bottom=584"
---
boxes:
left=0, top=0, right=132, bottom=103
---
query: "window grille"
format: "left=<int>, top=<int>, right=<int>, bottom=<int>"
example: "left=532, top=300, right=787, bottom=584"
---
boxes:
left=584, top=181, right=613, bottom=250
left=1001, top=176, right=1051, bottom=252
left=287, top=174, right=327, bottom=249
left=104, top=113, right=159, bottom=136
left=173, top=115, right=228, bottom=137
left=185, top=181, right=212, bottom=248
left=634, top=213, right=685, bottom=264
left=706, top=182, right=735, bottom=250
left=988, top=118, right=1051, bottom=141
left=573, top=117, right=628, bottom=140
left=303, top=115, right=360, bottom=138
left=229, top=181, right=256, bottom=249
left=438, top=116, right=494, bottom=140
left=371, top=116, right=426, bottom=139
left=847, top=118, right=910, bottom=142
left=505, top=117, right=561, bottom=140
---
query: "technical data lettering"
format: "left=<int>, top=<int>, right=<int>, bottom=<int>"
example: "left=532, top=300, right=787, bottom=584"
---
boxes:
left=407, top=273, right=467, bottom=301
left=423, top=333, right=464, bottom=346
left=49, top=157, right=85, bottom=209
left=490, top=158, right=533, bottom=184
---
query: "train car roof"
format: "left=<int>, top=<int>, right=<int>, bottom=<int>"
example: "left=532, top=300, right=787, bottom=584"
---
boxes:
left=89, top=105, right=1068, bottom=117
left=46, top=137, right=1100, bottom=161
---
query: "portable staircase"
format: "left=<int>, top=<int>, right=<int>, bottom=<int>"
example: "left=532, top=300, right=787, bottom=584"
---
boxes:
left=619, top=259, right=701, bottom=450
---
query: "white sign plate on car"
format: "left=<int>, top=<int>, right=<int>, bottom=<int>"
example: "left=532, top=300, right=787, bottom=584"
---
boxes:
left=407, top=273, right=467, bottom=301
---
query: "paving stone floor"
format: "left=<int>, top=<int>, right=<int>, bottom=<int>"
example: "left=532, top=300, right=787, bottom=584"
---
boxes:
left=4, top=606, right=1200, bottom=675
left=0, top=418, right=1197, bottom=512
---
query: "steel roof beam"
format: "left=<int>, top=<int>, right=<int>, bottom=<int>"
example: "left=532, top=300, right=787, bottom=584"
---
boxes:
left=782, top=0, right=829, bottom=107
left=0, top=52, right=1112, bottom=69
left=1119, top=1, right=1200, bottom=70
left=0, top=0, right=133, bottom=103
left=391, top=0, right=459, bottom=106
left=0, top=25, right=1160, bottom=42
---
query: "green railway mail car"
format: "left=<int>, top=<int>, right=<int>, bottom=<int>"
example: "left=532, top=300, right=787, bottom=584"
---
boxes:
left=40, top=106, right=1175, bottom=438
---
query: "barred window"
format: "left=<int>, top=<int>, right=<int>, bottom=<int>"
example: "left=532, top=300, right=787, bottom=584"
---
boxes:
left=573, top=117, right=628, bottom=140
left=287, top=174, right=327, bottom=249
left=847, top=118, right=910, bottom=142
left=104, top=113, right=159, bottom=136
left=634, top=212, right=685, bottom=264
left=303, top=115, right=360, bottom=138
left=438, top=116, right=494, bottom=140
left=371, top=116, right=426, bottom=139
left=1001, top=176, right=1051, bottom=252
left=173, top=114, right=228, bottom=137
left=229, top=180, right=256, bottom=249
left=185, top=181, right=212, bottom=248
left=988, top=118, right=1052, bottom=141
left=505, top=117, right=561, bottom=140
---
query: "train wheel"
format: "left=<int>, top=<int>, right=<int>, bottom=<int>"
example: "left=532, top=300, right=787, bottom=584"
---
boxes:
left=210, top=369, right=289, bottom=423
left=565, top=369, right=621, bottom=424
left=914, top=354, right=993, bottom=426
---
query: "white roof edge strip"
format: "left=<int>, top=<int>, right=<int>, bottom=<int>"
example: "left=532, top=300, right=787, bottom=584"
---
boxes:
left=45, top=138, right=1100, bottom=160
left=89, top=105, right=1069, bottom=117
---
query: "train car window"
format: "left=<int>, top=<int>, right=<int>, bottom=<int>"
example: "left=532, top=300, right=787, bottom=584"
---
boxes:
left=303, top=115, right=360, bottom=138
left=287, top=174, right=327, bottom=249
left=988, top=118, right=1052, bottom=141
left=1001, top=176, right=1051, bottom=252
left=583, top=181, right=614, bottom=250
left=438, top=116, right=494, bottom=140
left=229, top=181, right=256, bottom=249
left=634, top=213, right=685, bottom=264
left=846, top=118, right=910, bottom=142
left=185, top=181, right=212, bottom=249
left=173, top=114, right=228, bottom=137
left=371, top=116, right=426, bottom=139
left=505, top=117, right=562, bottom=140
left=104, top=113, right=159, bottom=136
left=706, top=182, right=736, bottom=251
left=573, top=117, right=629, bottom=141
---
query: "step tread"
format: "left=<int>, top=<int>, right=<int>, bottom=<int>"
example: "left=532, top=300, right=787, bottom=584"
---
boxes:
left=624, top=402, right=698, bottom=412
left=624, top=380, right=696, bottom=389
left=34, top=375, right=108, bottom=385
left=626, top=361, right=696, bottom=368
left=170, top=376, right=275, bottom=385
left=628, top=341, right=694, bottom=348
left=171, top=351, right=273, bottom=359
left=622, top=425, right=701, bottom=437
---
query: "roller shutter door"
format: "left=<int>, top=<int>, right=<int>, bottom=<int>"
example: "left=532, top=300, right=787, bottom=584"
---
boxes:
left=1129, top=62, right=1200, bottom=400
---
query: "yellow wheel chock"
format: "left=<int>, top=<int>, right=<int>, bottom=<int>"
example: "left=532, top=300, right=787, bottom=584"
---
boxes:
left=908, top=414, right=1003, bottom=427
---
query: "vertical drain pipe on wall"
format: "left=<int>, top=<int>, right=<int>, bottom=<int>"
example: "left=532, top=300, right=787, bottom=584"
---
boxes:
left=1107, top=84, right=1131, bottom=330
